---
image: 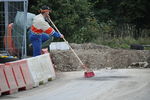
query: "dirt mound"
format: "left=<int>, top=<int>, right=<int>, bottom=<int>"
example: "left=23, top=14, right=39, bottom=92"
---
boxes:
left=50, top=43, right=150, bottom=72
left=70, top=43, right=110, bottom=50
left=146, top=56, right=150, bottom=68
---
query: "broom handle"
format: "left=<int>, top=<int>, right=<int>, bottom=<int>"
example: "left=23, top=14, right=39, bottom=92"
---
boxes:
left=47, top=17, right=85, bottom=66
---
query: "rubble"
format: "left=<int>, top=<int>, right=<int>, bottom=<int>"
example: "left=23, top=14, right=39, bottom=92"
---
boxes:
left=50, top=43, right=150, bottom=71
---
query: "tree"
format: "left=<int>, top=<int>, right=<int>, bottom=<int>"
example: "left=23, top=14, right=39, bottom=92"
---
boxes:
left=29, top=0, right=100, bottom=43
left=89, top=0, right=150, bottom=38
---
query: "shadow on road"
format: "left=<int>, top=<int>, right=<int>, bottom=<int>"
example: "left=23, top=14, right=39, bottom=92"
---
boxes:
left=76, top=76, right=131, bottom=81
left=0, top=95, right=18, bottom=99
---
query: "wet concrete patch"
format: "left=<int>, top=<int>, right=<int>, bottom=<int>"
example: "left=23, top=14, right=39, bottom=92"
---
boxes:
left=76, top=76, right=131, bottom=81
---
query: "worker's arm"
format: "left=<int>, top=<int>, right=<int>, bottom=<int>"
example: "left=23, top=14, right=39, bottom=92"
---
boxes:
left=40, top=20, right=63, bottom=38
left=51, top=31, right=64, bottom=38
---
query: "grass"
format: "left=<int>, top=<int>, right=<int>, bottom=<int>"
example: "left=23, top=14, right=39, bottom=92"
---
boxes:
left=93, top=37, right=150, bottom=50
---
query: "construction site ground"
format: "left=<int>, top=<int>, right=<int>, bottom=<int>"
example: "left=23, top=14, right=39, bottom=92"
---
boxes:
left=51, top=43, right=150, bottom=71
left=0, top=43, right=150, bottom=100
left=0, top=69, right=150, bottom=100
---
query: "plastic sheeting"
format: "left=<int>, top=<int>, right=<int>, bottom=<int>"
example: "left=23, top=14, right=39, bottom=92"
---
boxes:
left=12, top=11, right=35, bottom=52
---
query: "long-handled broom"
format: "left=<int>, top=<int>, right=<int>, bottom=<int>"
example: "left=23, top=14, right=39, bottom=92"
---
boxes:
left=47, top=16, right=95, bottom=78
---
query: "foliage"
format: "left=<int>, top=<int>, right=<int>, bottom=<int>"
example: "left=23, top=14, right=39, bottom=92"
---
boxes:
left=29, top=0, right=100, bottom=42
left=28, top=0, right=150, bottom=48
left=93, top=37, right=150, bottom=50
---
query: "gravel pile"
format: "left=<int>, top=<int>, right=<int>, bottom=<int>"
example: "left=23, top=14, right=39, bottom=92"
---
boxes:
left=50, top=43, right=150, bottom=71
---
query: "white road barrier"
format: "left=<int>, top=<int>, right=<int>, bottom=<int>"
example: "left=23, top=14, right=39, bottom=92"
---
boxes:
left=37, top=53, right=56, bottom=80
left=49, top=42, right=69, bottom=51
left=26, top=57, right=43, bottom=87
left=26, top=53, right=55, bottom=87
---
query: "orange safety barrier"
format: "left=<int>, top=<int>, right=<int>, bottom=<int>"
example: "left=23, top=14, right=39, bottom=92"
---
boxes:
left=0, top=64, right=9, bottom=95
left=4, top=63, right=18, bottom=94
left=41, top=48, right=49, bottom=54
left=6, top=61, right=26, bottom=90
left=0, top=59, right=34, bottom=96
left=18, top=60, right=34, bottom=89
left=3, top=23, right=18, bottom=56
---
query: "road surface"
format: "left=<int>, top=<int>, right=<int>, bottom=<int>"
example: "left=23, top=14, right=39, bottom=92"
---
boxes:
left=1, top=69, right=150, bottom=100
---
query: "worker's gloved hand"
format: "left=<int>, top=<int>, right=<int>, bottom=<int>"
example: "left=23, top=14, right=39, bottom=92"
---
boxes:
left=60, top=34, right=64, bottom=38
left=51, top=31, right=64, bottom=38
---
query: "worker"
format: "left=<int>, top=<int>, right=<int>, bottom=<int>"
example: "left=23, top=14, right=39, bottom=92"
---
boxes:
left=29, top=5, right=64, bottom=56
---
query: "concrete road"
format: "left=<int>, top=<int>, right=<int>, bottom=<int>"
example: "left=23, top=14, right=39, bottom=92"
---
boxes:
left=1, top=69, right=150, bottom=100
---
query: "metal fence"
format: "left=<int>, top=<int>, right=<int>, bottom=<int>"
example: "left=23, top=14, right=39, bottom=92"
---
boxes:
left=0, top=0, right=28, bottom=58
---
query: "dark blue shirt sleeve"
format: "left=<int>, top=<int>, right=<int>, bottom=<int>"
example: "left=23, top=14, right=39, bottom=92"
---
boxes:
left=51, top=31, right=61, bottom=38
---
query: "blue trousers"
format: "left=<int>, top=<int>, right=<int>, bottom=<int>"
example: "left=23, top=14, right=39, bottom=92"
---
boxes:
left=29, top=30, right=50, bottom=56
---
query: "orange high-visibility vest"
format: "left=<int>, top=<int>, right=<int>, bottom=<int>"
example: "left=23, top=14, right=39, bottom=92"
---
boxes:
left=31, top=14, right=54, bottom=34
